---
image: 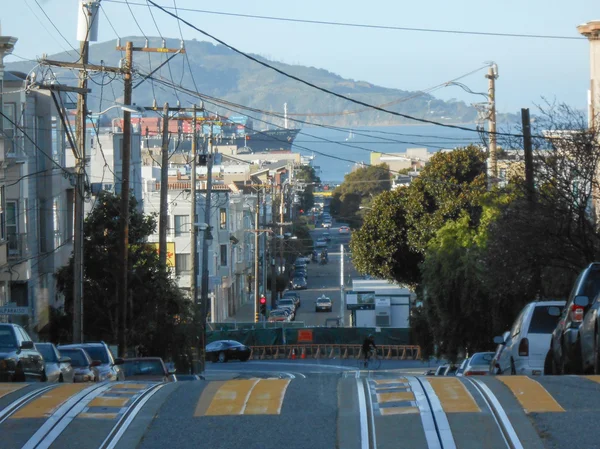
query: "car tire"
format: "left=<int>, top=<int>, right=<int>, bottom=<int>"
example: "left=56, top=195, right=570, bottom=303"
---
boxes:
left=594, top=332, right=600, bottom=375
left=543, top=351, right=553, bottom=375
left=218, top=352, right=227, bottom=363
left=59, top=374, right=64, bottom=383
left=510, top=359, right=516, bottom=375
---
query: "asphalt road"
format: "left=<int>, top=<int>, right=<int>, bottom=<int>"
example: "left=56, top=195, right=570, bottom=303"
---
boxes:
left=2, top=364, right=600, bottom=449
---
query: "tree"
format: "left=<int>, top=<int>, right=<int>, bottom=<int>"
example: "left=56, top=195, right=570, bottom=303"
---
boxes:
left=53, top=192, right=192, bottom=358
left=330, top=163, right=391, bottom=227
left=350, top=189, right=422, bottom=287
left=295, top=166, right=320, bottom=212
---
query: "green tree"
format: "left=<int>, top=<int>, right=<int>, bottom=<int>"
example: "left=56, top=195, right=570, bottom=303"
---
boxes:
left=52, top=192, right=192, bottom=358
left=350, top=189, right=422, bottom=287
left=294, top=165, right=320, bottom=212
left=330, top=163, right=391, bottom=227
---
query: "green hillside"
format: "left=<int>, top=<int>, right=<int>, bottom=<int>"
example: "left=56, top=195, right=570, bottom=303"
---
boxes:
left=6, top=36, right=496, bottom=128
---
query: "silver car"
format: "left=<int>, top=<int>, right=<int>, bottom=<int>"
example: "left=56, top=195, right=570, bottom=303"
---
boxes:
left=57, top=347, right=99, bottom=383
left=315, top=295, right=333, bottom=312
left=59, top=342, right=125, bottom=382
left=35, top=343, right=74, bottom=383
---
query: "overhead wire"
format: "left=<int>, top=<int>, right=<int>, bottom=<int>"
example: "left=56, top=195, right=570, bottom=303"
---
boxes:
left=23, top=0, right=77, bottom=59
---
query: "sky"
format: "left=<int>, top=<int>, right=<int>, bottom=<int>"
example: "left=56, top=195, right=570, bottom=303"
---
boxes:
left=2, top=0, right=598, bottom=116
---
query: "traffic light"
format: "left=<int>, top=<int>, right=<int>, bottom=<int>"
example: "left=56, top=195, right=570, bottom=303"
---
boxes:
left=259, top=295, right=267, bottom=315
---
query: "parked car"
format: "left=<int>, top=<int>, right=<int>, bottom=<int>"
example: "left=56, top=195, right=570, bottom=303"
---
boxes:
left=496, top=300, right=565, bottom=376
left=456, top=358, right=469, bottom=377
left=294, top=267, right=308, bottom=279
left=35, top=343, right=74, bottom=383
left=548, top=263, right=600, bottom=374
left=175, top=374, right=201, bottom=381
left=206, top=340, right=251, bottom=363
left=489, top=331, right=511, bottom=374
left=315, top=295, right=333, bottom=312
left=268, top=309, right=291, bottom=322
left=59, top=342, right=125, bottom=382
left=576, top=290, right=600, bottom=373
left=339, top=226, right=350, bottom=234
left=434, top=365, right=450, bottom=376
left=282, top=291, right=301, bottom=308
left=461, top=352, right=495, bottom=376
left=323, top=232, right=331, bottom=242
left=315, top=239, right=327, bottom=249
left=57, top=347, right=99, bottom=383
left=292, top=276, right=307, bottom=290
left=0, top=324, right=46, bottom=382
left=122, top=358, right=176, bottom=382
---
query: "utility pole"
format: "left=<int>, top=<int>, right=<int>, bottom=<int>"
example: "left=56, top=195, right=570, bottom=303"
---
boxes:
left=254, top=189, right=260, bottom=323
left=73, top=14, right=91, bottom=344
left=279, top=183, right=285, bottom=275
left=521, top=108, right=535, bottom=204
left=340, top=244, right=345, bottom=326
left=270, top=234, right=277, bottom=309
left=486, top=64, right=499, bottom=183
left=200, top=125, right=213, bottom=332
left=262, top=187, right=268, bottom=305
left=117, top=41, right=133, bottom=358
left=190, top=106, right=198, bottom=306
left=159, top=102, right=170, bottom=266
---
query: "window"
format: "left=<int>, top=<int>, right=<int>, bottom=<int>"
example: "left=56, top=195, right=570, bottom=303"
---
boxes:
left=3, top=103, right=16, bottom=155
left=174, top=215, right=190, bottom=236
left=53, top=197, right=62, bottom=248
left=220, top=208, right=227, bottom=230
left=50, top=116, right=65, bottom=165
left=175, top=253, right=190, bottom=275
left=0, top=186, right=5, bottom=241
left=220, top=244, right=227, bottom=267
left=6, top=202, right=17, bottom=253
left=529, top=305, right=565, bottom=334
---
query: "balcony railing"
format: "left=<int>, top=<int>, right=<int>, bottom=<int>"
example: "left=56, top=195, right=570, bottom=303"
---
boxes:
left=7, top=233, right=29, bottom=259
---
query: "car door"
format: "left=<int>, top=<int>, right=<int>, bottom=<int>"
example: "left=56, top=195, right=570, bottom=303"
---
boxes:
left=499, top=307, right=528, bottom=374
left=15, top=327, right=36, bottom=377
left=56, top=347, right=74, bottom=382
left=580, top=293, right=600, bottom=369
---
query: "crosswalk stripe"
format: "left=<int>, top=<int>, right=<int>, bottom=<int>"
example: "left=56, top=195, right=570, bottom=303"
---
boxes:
left=427, top=378, right=480, bottom=413
left=11, top=384, right=88, bottom=419
left=376, top=391, right=414, bottom=403
left=205, top=379, right=260, bottom=416
left=497, top=376, right=564, bottom=413
left=243, top=379, right=290, bottom=415
left=380, top=407, right=419, bottom=415
left=0, top=384, right=26, bottom=400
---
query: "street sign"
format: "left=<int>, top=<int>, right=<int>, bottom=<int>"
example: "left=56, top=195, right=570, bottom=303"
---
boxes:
left=0, top=306, right=30, bottom=315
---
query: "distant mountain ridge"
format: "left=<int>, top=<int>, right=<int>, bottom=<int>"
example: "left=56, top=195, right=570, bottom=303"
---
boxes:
left=6, top=36, right=514, bottom=128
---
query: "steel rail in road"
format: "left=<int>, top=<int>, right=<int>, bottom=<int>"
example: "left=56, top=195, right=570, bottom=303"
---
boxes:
left=0, top=385, right=57, bottom=424
left=21, top=382, right=113, bottom=449
left=99, top=383, right=166, bottom=449
left=466, top=378, right=524, bottom=449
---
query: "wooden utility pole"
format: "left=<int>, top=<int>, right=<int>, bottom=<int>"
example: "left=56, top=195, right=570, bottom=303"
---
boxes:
left=486, top=64, right=499, bottom=182
left=190, top=106, right=198, bottom=306
left=270, top=234, right=277, bottom=309
left=279, top=183, right=285, bottom=275
left=254, top=189, right=260, bottom=323
left=159, top=102, right=170, bottom=266
left=522, top=108, right=535, bottom=204
left=73, top=37, right=89, bottom=344
left=117, top=41, right=133, bottom=358
left=115, top=41, right=184, bottom=357
left=200, top=126, right=214, bottom=329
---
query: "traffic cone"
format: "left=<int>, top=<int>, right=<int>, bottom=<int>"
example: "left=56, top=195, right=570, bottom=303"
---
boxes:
left=301, top=348, right=306, bottom=359
left=291, top=349, right=296, bottom=360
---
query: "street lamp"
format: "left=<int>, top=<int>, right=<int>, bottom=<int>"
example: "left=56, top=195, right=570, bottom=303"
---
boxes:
left=90, top=103, right=145, bottom=116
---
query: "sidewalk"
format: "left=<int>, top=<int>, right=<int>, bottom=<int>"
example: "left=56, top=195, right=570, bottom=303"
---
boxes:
left=225, top=300, right=256, bottom=323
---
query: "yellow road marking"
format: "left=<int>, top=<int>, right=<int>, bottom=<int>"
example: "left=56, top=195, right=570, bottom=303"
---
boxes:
left=497, top=376, right=565, bottom=413
left=194, top=381, right=225, bottom=417
left=205, top=379, right=259, bottom=416
left=373, top=378, right=407, bottom=385
left=380, top=407, right=419, bottom=415
left=88, top=396, right=129, bottom=408
left=244, top=379, right=290, bottom=415
left=78, top=412, right=118, bottom=419
left=584, top=375, right=600, bottom=384
left=374, top=385, right=410, bottom=391
left=427, top=378, right=480, bottom=413
left=0, top=384, right=26, bottom=399
left=12, top=384, right=88, bottom=419
left=376, top=391, right=414, bottom=403
left=112, top=383, right=148, bottom=390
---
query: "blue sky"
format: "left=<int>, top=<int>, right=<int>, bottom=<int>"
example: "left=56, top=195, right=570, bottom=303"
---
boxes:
left=3, top=0, right=597, bottom=114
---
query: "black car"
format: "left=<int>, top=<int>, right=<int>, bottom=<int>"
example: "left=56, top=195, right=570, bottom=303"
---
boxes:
left=0, top=324, right=46, bottom=382
left=206, top=340, right=251, bottom=363
left=548, top=262, right=600, bottom=374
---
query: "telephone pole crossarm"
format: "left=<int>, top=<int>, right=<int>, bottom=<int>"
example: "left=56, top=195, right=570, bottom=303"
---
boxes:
left=39, top=59, right=122, bottom=73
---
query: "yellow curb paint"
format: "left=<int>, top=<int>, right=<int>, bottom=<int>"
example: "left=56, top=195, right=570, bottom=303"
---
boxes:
left=427, top=378, right=480, bottom=413
left=244, top=379, right=291, bottom=415
left=376, top=391, right=414, bottom=403
left=497, top=376, right=565, bottom=413
left=88, top=396, right=129, bottom=408
left=205, top=379, right=259, bottom=416
left=380, top=407, right=419, bottom=416
left=583, top=375, right=600, bottom=384
left=0, top=383, right=26, bottom=400
left=12, top=384, right=87, bottom=419
left=78, top=412, right=118, bottom=419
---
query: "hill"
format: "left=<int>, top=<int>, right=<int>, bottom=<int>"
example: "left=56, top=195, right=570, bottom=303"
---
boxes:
left=6, top=36, right=509, bottom=128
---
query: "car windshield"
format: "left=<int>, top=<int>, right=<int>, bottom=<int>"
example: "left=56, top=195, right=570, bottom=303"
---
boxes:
left=60, top=349, right=88, bottom=367
left=123, top=360, right=165, bottom=377
left=279, top=299, right=294, bottom=305
left=317, top=298, right=330, bottom=303
left=206, top=342, right=224, bottom=351
left=36, top=344, right=57, bottom=362
left=271, top=310, right=286, bottom=316
left=583, top=269, right=600, bottom=299
left=469, top=353, right=494, bottom=365
left=0, top=327, right=17, bottom=349
left=529, top=305, right=565, bottom=333
left=83, top=347, right=110, bottom=364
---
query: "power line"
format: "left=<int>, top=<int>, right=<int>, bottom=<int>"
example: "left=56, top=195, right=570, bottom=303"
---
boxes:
left=107, top=0, right=585, bottom=41
left=143, top=1, right=528, bottom=141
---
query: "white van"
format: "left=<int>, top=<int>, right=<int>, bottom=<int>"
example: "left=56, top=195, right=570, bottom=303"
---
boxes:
left=495, top=300, right=566, bottom=376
